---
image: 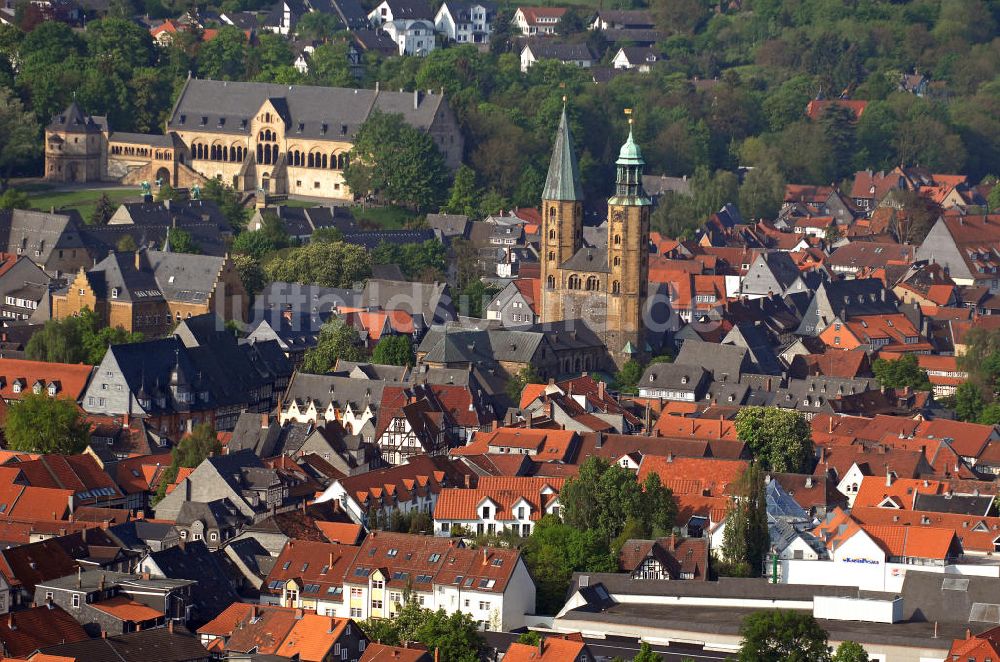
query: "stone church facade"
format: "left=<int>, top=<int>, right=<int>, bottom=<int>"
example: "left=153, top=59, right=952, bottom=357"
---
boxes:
left=44, top=77, right=463, bottom=202
left=539, top=107, right=652, bottom=366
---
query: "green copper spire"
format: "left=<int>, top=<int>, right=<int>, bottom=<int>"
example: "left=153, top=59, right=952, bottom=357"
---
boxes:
left=542, top=104, right=584, bottom=202
left=617, top=124, right=644, bottom=166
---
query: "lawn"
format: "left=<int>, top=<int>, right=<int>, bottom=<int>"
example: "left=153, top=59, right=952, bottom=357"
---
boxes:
left=27, top=188, right=139, bottom=223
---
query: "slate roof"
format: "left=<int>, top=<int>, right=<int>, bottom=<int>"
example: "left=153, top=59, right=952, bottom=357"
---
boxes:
left=542, top=105, right=584, bottom=202
left=0, top=209, right=86, bottom=269
left=40, top=625, right=209, bottom=662
left=674, top=342, right=750, bottom=383
left=526, top=42, right=593, bottom=63
left=561, top=246, right=610, bottom=273
left=47, top=102, right=103, bottom=133
left=168, top=78, right=446, bottom=141
left=145, top=540, right=240, bottom=625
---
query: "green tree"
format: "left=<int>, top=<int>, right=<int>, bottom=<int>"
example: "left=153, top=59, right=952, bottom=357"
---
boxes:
left=201, top=178, right=248, bottom=232
left=359, top=600, right=482, bottom=662
left=444, top=164, right=479, bottom=217
left=4, top=392, right=90, bottom=454
left=343, top=110, right=449, bottom=211
left=832, top=641, right=869, bottom=662
left=522, top=516, right=617, bottom=614
left=26, top=308, right=141, bottom=365
left=734, top=406, right=813, bottom=473
left=720, top=463, right=769, bottom=578
left=739, top=163, right=785, bottom=221
left=155, top=182, right=180, bottom=202
left=561, top=456, right=675, bottom=545
left=738, top=611, right=831, bottom=662
left=247, top=33, right=296, bottom=82
left=90, top=192, right=116, bottom=225
left=166, top=227, right=201, bottom=254
left=153, top=422, right=222, bottom=504
left=86, top=17, right=155, bottom=71
left=296, top=11, right=341, bottom=41
left=197, top=26, right=248, bottom=80
left=820, top=104, right=857, bottom=181
left=264, top=241, right=371, bottom=288
left=614, top=360, right=643, bottom=394
left=633, top=642, right=662, bottom=662
left=459, top=279, right=500, bottom=318
left=307, top=41, right=355, bottom=87
left=557, top=7, right=585, bottom=35
left=372, top=334, right=414, bottom=367
left=955, top=381, right=986, bottom=422
left=301, top=317, right=368, bottom=374
left=505, top=365, right=542, bottom=402
left=0, top=88, right=38, bottom=187
left=116, top=234, right=138, bottom=252
left=232, top=254, right=267, bottom=296
left=517, top=632, right=542, bottom=646
left=872, top=354, right=932, bottom=391
left=0, top=187, right=29, bottom=210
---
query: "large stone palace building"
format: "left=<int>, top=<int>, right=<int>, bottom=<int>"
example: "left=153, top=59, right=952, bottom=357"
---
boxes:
left=44, top=77, right=463, bottom=201
left=539, top=107, right=652, bottom=366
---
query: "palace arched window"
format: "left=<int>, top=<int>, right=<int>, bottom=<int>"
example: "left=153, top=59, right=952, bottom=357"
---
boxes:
left=614, top=234, right=621, bottom=245
left=546, top=275, right=555, bottom=289
left=568, top=275, right=580, bottom=290
left=612, top=281, right=621, bottom=294
left=613, top=256, right=621, bottom=267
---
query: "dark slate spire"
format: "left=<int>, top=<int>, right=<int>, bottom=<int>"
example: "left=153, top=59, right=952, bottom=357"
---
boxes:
left=542, top=104, right=583, bottom=202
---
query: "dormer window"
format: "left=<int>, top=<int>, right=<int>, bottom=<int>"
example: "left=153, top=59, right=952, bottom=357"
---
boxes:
left=321, top=123, right=328, bottom=135
left=47, top=383, right=57, bottom=396
left=179, top=114, right=186, bottom=124
left=297, top=122, right=304, bottom=132
left=200, top=116, right=207, bottom=126
left=217, top=118, right=226, bottom=128
left=241, top=119, right=248, bottom=130
left=111, top=287, right=119, bottom=299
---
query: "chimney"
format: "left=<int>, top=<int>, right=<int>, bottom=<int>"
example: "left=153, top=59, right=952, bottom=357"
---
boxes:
left=295, top=608, right=304, bottom=620
left=885, top=467, right=893, bottom=487
left=6, top=613, right=13, bottom=631
left=435, top=647, right=440, bottom=662
left=328, top=617, right=337, bottom=634
left=595, top=431, right=603, bottom=448
left=482, top=547, right=488, bottom=565
left=413, top=89, right=419, bottom=110
left=598, top=380, right=606, bottom=401
left=77, top=567, right=82, bottom=588
left=538, top=639, right=544, bottom=656
left=261, top=413, right=269, bottom=429
left=168, top=620, right=174, bottom=634
left=101, top=630, right=107, bottom=639
left=667, top=452, right=674, bottom=463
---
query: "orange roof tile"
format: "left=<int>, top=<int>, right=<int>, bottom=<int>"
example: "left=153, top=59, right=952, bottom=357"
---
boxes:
left=90, top=596, right=164, bottom=622
left=862, top=523, right=957, bottom=560
left=638, top=456, right=747, bottom=497
left=315, top=521, right=363, bottom=545
left=504, top=636, right=587, bottom=662
left=0, top=359, right=93, bottom=402
left=275, top=614, right=350, bottom=661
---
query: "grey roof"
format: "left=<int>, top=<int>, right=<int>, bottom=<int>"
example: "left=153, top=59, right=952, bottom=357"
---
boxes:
left=912, top=492, right=994, bottom=516
left=380, top=0, right=433, bottom=19
left=526, top=42, right=593, bottom=62
left=284, top=372, right=387, bottom=410
left=618, top=46, right=658, bottom=64
left=0, top=209, right=86, bottom=267
left=145, top=540, right=241, bottom=625
left=334, top=360, right=410, bottom=381
left=41, top=623, right=209, bottom=661
left=255, top=281, right=361, bottom=316
left=643, top=174, right=691, bottom=197
left=330, top=0, right=370, bottom=29
left=360, top=278, right=453, bottom=325
left=765, top=478, right=809, bottom=520
left=542, top=105, right=584, bottom=202
left=146, top=250, right=225, bottom=304
left=674, top=342, right=750, bottom=383
left=722, top=322, right=784, bottom=376
left=417, top=326, right=549, bottom=365
left=47, top=102, right=102, bottom=133
left=342, top=228, right=439, bottom=251
left=87, top=252, right=164, bottom=302
left=107, top=520, right=179, bottom=551
left=561, top=246, right=610, bottom=273
left=425, top=213, right=469, bottom=237
left=352, top=28, right=398, bottom=51
left=108, top=131, right=177, bottom=148
left=795, top=279, right=897, bottom=336
left=168, top=78, right=445, bottom=141
left=639, top=363, right=707, bottom=390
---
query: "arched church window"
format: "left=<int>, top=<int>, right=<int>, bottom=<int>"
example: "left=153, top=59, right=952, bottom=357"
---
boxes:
left=614, top=234, right=621, bottom=245
left=612, top=281, right=621, bottom=294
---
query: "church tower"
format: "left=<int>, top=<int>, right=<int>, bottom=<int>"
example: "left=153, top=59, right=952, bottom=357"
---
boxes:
left=540, top=104, right=584, bottom=323
left=605, top=122, right=651, bottom=360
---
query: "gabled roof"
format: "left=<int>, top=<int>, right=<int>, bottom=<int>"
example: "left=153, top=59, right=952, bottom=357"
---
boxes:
left=638, top=455, right=747, bottom=497
left=504, top=635, right=588, bottom=662
left=261, top=539, right=358, bottom=599
left=805, top=99, right=868, bottom=121
left=0, top=605, right=89, bottom=657
left=433, top=476, right=564, bottom=521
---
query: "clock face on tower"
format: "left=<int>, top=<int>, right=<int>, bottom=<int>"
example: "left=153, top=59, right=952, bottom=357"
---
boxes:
left=611, top=210, right=624, bottom=223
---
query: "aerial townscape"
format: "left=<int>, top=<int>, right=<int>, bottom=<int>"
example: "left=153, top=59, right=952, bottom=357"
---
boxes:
left=0, top=0, right=998, bottom=661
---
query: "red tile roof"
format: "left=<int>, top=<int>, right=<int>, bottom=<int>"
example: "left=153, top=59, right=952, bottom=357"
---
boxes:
left=638, top=456, right=747, bottom=497
left=851, top=507, right=1000, bottom=555
left=315, top=521, right=364, bottom=545
left=261, top=540, right=358, bottom=601
left=91, top=596, right=164, bottom=622
left=950, top=626, right=1000, bottom=662
left=433, top=476, right=564, bottom=521
left=276, top=613, right=352, bottom=661
left=915, top=418, right=997, bottom=460
left=0, top=359, right=93, bottom=402
left=0, top=605, right=89, bottom=657
left=6, top=454, right=123, bottom=506
left=862, top=523, right=957, bottom=560
left=504, top=635, right=587, bottom=662
left=360, top=643, right=432, bottom=662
